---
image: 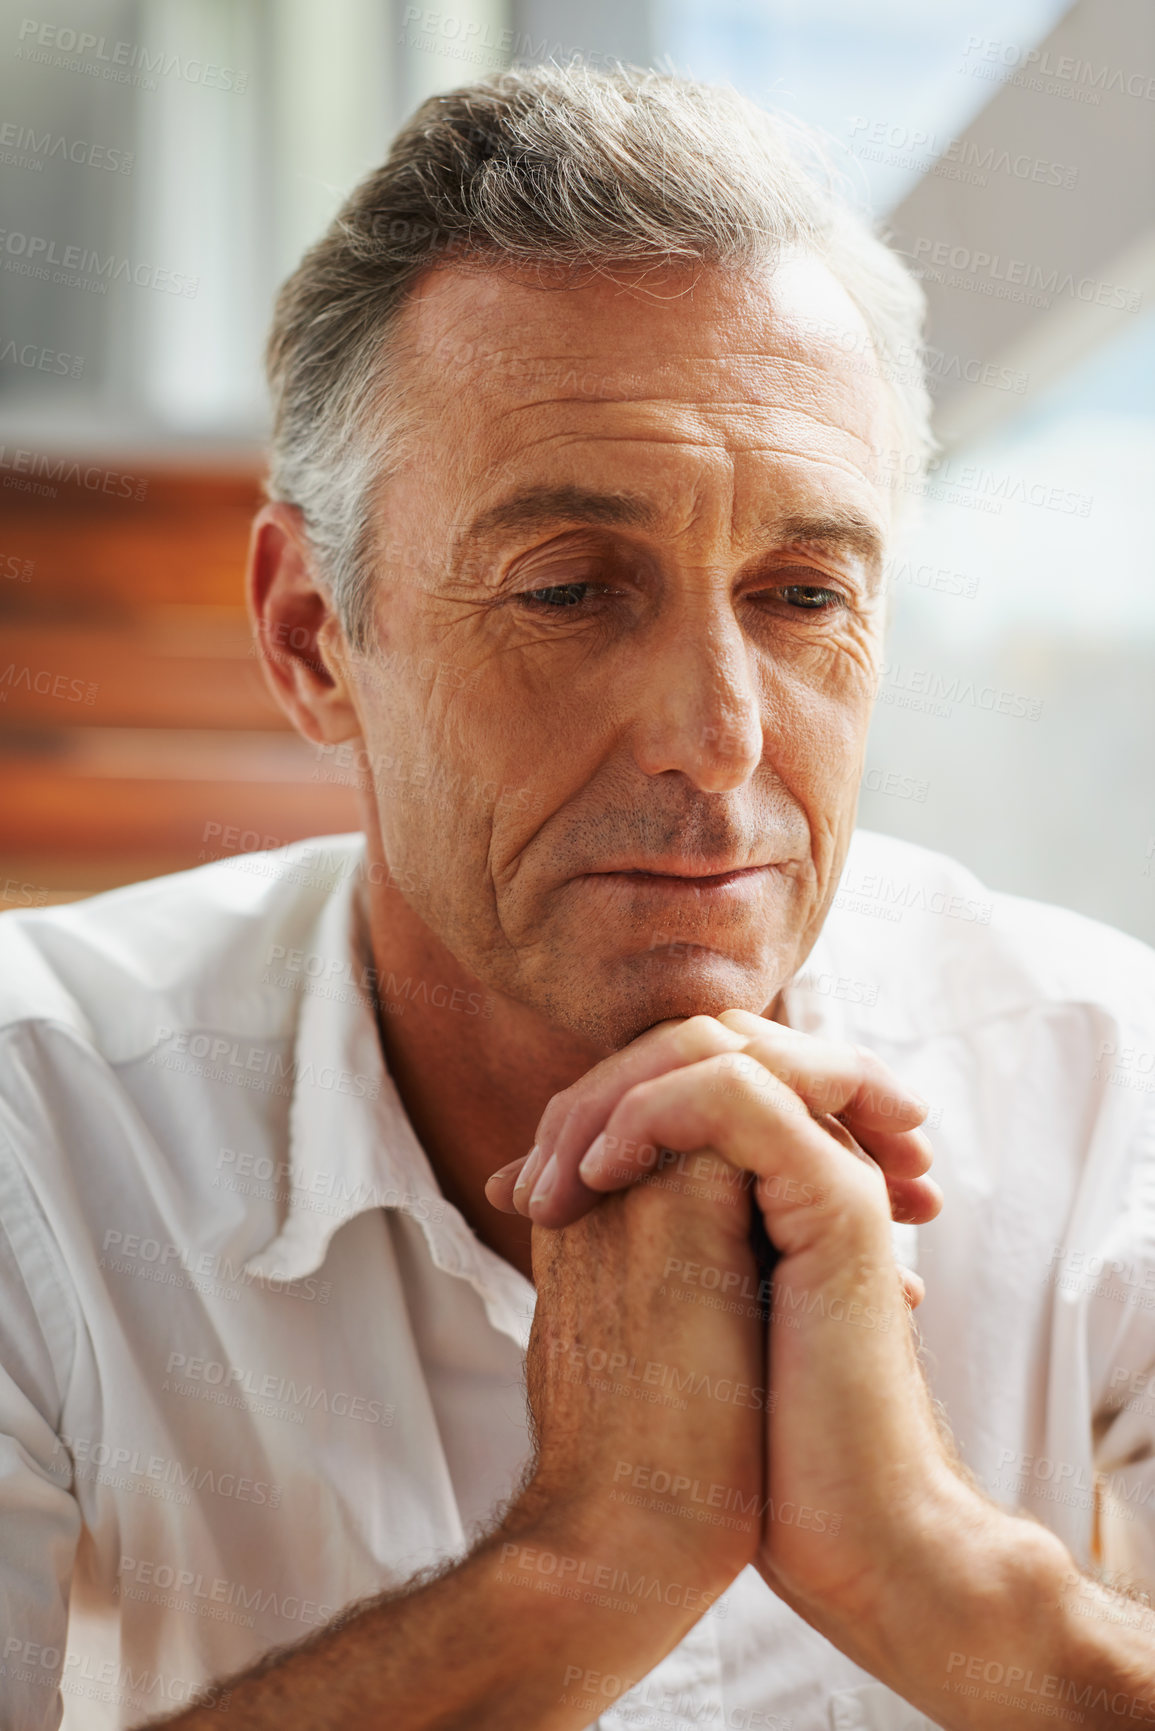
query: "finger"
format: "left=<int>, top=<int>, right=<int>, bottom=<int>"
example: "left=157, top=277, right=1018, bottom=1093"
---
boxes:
left=846, top=1123, right=934, bottom=1183
left=717, top=1009, right=928, bottom=1132
left=806, top=1111, right=941, bottom=1227
left=512, top=1146, right=548, bottom=1213
left=578, top=1052, right=893, bottom=1262
left=717, top=1014, right=934, bottom=1196
left=784, top=1104, right=941, bottom=1236
left=484, top=1155, right=531, bottom=1214
left=516, top=1140, right=939, bottom=1229
left=518, top=1016, right=748, bottom=1226
left=897, top=1264, right=925, bottom=1309
left=526, top=1015, right=933, bottom=1227
left=884, top=1173, right=942, bottom=1225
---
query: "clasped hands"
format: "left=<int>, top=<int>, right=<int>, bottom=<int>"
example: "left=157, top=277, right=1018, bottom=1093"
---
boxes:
left=484, top=1010, right=998, bottom=1695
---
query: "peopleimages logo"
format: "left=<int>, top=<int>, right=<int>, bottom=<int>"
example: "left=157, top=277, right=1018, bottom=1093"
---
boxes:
left=0, top=336, right=83, bottom=375
left=875, top=662, right=1043, bottom=721
left=959, top=34, right=1155, bottom=103
left=116, top=1555, right=335, bottom=1630
left=876, top=449, right=1093, bottom=519
left=0, top=663, right=97, bottom=705
left=14, top=19, right=249, bottom=93
left=847, top=117, right=1079, bottom=189
left=911, top=238, right=1141, bottom=313
left=0, top=446, right=148, bottom=499
left=149, top=1026, right=381, bottom=1101
left=0, top=117, right=133, bottom=172
left=0, top=227, right=197, bottom=296
left=58, top=1432, right=283, bottom=1509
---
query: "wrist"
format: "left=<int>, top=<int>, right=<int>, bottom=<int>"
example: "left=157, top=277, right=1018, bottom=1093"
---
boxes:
left=835, top=1485, right=1079, bottom=1723
left=480, top=1494, right=727, bottom=1728
left=499, top=1480, right=738, bottom=1619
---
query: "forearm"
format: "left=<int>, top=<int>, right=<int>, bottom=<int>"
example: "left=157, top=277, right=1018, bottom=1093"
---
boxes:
left=148, top=1503, right=703, bottom=1731
left=847, top=1494, right=1155, bottom=1730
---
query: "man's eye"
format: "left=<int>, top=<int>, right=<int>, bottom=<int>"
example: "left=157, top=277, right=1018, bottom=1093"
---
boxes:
left=518, top=583, right=595, bottom=609
left=777, top=584, right=845, bottom=611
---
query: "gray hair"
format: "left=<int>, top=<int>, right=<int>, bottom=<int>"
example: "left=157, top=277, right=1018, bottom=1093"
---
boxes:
left=265, top=62, right=932, bottom=651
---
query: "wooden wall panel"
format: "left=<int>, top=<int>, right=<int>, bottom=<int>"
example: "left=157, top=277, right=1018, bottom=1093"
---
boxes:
left=0, top=460, right=361, bottom=906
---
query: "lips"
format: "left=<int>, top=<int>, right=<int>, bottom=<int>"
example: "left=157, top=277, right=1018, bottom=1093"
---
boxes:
left=576, top=862, right=777, bottom=899
left=615, top=868, right=766, bottom=888
left=589, top=860, right=774, bottom=880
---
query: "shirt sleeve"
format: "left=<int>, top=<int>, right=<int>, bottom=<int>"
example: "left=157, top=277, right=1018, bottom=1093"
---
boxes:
left=1087, top=1108, right=1155, bottom=1598
left=0, top=1129, right=82, bottom=1731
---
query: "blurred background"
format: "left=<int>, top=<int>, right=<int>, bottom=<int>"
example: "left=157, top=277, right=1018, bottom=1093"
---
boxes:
left=0, top=0, right=1152, bottom=938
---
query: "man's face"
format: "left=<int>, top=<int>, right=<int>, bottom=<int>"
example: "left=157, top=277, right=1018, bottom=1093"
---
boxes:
left=347, top=256, right=896, bottom=1053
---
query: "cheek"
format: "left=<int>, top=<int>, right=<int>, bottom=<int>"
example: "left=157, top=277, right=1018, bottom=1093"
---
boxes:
left=353, top=668, right=462, bottom=843
left=461, top=651, right=616, bottom=790
left=355, top=669, right=562, bottom=868
left=760, top=635, right=879, bottom=782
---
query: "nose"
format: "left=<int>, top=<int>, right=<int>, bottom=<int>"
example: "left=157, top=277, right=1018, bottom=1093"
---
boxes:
left=630, top=600, right=763, bottom=792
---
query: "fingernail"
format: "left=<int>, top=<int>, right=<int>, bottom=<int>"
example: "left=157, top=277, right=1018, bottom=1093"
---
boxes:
left=527, top=1153, right=558, bottom=1217
left=485, top=1158, right=527, bottom=1191
left=513, top=1145, right=543, bottom=1205
left=577, top=1131, right=608, bottom=1185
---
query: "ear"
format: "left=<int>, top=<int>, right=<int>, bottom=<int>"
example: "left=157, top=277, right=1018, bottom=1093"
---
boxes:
left=246, top=501, right=361, bottom=746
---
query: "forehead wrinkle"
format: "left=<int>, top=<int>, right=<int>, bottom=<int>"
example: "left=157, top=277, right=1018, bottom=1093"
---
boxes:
left=487, top=418, right=880, bottom=487
left=490, top=383, right=882, bottom=452
left=511, top=427, right=880, bottom=497
left=450, top=418, right=886, bottom=540
left=437, top=303, right=876, bottom=384
left=459, top=350, right=875, bottom=413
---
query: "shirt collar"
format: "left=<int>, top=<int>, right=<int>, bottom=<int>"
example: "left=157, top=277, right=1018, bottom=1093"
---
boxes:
left=242, top=845, right=533, bottom=1346
left=242, top=842, right=859, bottom=1336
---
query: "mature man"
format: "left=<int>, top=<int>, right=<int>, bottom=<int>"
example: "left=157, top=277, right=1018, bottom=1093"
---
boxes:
left=1, top=62, right=1153, bottom=1731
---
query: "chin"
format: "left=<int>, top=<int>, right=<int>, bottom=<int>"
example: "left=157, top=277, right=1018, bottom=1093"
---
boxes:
left=536, top=950, right=783, bottom=1054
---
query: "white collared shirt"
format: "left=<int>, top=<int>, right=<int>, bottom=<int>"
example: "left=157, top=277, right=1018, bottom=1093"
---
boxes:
left=0, top=830, right=1153, bottom=1731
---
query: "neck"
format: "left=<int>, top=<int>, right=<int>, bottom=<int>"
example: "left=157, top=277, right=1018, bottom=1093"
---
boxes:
left=361, top=852, right=603, bottom=1288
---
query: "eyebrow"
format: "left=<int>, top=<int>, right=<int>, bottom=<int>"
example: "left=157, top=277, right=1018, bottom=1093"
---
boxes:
left=462, top=485, right=658, bottom=542
left=771, top=512, right=885, bottom=574
left=458, top=486, right=884, bottom=575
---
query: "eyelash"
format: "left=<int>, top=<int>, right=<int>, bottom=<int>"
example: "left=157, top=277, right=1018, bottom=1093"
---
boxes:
left=515, top=582, right=847, bottom=613
left=774, top=584, right=847, bottom=612
left=517, top=582, right=601, bottom=610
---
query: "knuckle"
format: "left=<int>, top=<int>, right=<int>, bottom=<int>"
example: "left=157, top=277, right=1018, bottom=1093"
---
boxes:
left=678, top=1012, right=726, bottom=1051
left=717, top=1007, right=773, bottom=1044
left=715, top=1048, right=778, bottom=1098
left=535, top=1084, right=582, bottom=1144
left=721, top=1050, right=764, bottom=1087
left=617, top=1072, right=657, bottom=1114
